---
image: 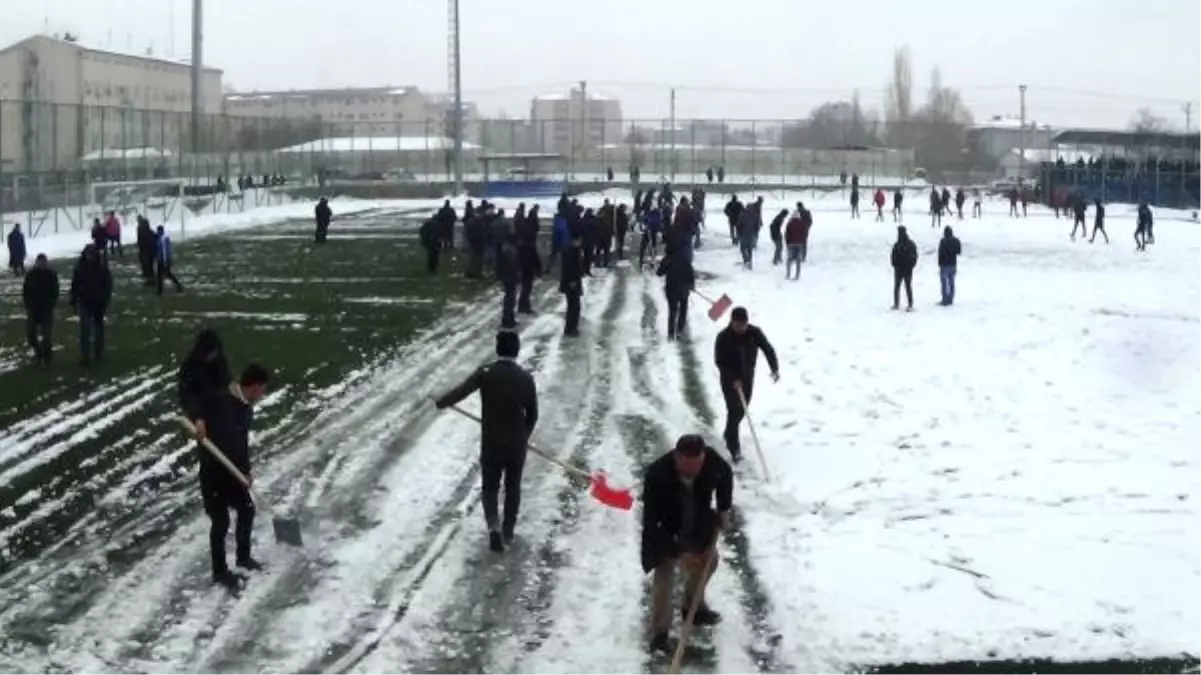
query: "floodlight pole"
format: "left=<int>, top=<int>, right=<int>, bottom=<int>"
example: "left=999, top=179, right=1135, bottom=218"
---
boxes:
left=451, top=0, right=464, bottom=195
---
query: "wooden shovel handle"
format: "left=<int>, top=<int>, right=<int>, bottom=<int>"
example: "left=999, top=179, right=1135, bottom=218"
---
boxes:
left=670, top=545, right=719, bottom=673
left=178, top=415, right=268, bottom=511
left=442, top=403, right=593, bottom=481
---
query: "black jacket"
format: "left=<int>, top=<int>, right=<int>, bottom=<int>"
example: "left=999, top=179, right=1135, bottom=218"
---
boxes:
left=435, top=358, right=538, bottom=454
left=69, top=254, right=113, bottom=313
left=640, top=446, right=733, bottom=573
left=559, top=242, right=583, bottom=295
left=315, top=201, right=332, bottom=225
left=937, top=235, right=962, bottom=267
left=136, top=218, right=156, bottom=252
left=724, top=199, right=743, bottom=223
left=497, top=241, right=520, bottom=287
left=656, top=248, right=695, bottom=298
left=419, top=219, right=440, bottom=250
left=714, top=324, right=779, bottom=386
left=891, top=237, right=918, bottom=272
left=768, top=212, right=787, bottom=241
left=179, top=353, right=233, bottom=422
left=199, top=386, right=255, bottom=487
left=23, top=267, right=60, bottom=318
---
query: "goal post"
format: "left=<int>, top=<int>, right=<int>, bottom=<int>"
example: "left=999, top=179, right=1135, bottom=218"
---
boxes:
left=88, top=178, right=186, bottom=224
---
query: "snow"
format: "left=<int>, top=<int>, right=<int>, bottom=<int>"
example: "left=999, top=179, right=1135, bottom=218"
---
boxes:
left=682, top=199, right=1201, bottom=669
left=81, top=146, right=174, bottom=162
left=277, top=136, right=482, bottom=153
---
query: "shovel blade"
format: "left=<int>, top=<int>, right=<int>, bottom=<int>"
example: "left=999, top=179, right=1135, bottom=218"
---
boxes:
left=589, top=473, right=635, bottom=511
left=707, top=294, right=733, bottom=322
left=272, top=517, right=304, bottom=547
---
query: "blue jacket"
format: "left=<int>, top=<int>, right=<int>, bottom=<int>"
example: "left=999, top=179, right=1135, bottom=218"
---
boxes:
left=552, top=214, right=569, bottom=248
left=156, top=233, right=173, bottom=263
left=644, top=209, right=662, bottom=233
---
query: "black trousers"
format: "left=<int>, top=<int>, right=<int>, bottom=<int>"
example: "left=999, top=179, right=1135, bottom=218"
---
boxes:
left=518, top=271, right=535, bottom=312
left=893, top=269, right=914, bottom=308
left=480, top=449, right=526, bottom=533
left=721, top=380, right=752, bottom=454
left=564, top=291, right=581, bottom=334
left=665, top=290, right=688, bottom=337
left=501, top=282, right=517, bottom=327
left=426, top=246, right=440, bottom=273
left=26, top=313, right=53, bottom=362
left=157, top=261, right=183, bottom=295
left=771, top=237, right=783, bottom=265
left=582, top=243, right=594, bottom=275
left=202, top=476, right=255, bottom=574
left=639, top=231, right=659, bottom=268
left=615, top=233, right=627, bottom=260
left=138, top=247, right=155, bottom=280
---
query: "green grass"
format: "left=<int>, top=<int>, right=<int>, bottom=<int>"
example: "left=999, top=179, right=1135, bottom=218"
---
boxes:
left=0, top=211, right=487, bottom=570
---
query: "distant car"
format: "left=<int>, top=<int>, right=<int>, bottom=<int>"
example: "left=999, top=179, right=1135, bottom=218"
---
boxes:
left=503, top=167, right=529, bottom=179
left=988, top=176, right=1026, bottom=195
left=383, top=168, right=416, bottom=182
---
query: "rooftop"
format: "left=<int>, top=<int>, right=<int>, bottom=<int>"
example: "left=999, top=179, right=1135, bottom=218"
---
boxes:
left=534, top=91, right=617, bottom=102
left=972, top=115, right=1052, bottom=132
left=277, top=135, right=482, bottom=153
left=225, top=86, right=420, bottom=102
left=0, top=34, right=223, bottom=73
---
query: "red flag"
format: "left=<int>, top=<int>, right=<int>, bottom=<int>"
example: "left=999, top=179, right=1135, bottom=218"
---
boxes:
left=707, top=293, right=733, bottom=322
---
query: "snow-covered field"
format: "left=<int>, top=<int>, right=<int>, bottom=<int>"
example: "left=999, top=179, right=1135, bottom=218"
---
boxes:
left=0, top=192, right=1196, bottom=673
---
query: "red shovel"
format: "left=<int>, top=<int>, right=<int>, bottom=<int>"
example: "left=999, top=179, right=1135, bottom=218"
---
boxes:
left=444, top=404, right=634, bottom=511
left=693, top=289, right=733, bottom=321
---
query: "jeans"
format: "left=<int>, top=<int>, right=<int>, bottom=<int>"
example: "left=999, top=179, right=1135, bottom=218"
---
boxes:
left=786, top=245, right=803, bottom=279
left=78, top=306, right=105, bottom=362
left=26, top=313, right=54, bottom=362
left=739, top=239, right=754, bottom=268
left=939, top=265, right=956, bottom=305
left=665, top=291, right=688, bottom=338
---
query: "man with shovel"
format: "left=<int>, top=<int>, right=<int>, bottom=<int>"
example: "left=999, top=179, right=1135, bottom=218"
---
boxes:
left=714, top=307, right=779, bottom=463
left=192, top=364, right=272, bottom=591
left=642, top=434, right=734, bottom=655
left=435, top=331, right=539, bottom=553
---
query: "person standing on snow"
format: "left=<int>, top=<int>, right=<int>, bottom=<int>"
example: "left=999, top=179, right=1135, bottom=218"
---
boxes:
left=550, top=208, right=569, bottom=273
left=639, top=206, right=663, bottom=270
left=850, top=187, right=861, bottom=219
left=1136, top=201, right=1153, bottom=251
left=893, top=189, right=904, bottom=222
left=7, top=223, right=27, bottom=276
left=420, top=217, right=441, bottom=274
left=873, top=189, right=886, bottom=222
left=136, top=215, right=156, bottom=283
left=972, top=188, right=982, bottom=218
left=497, top=234, right=520, bottom=329
left=642, top=434, right=733, bottom=654
left=929, top=189, right=943, bottom=228
left=314, top=197, right=332, bottom=243
left=435, top=199, right=457, bottom=250
left=155, top=226, right=184, bottom=295
left=516, top=207, right=542, bottom=315
left=890, top=226, right=918, bottom=311
left=103, top=211, right=123, bottom=256
left=23, top=254, right=59, bottom=367
left=1070, top=197, right=1088, bottom=241
left=937, top=226, right=962, bottom=306
left=784, top=207, right=810, bottom=281
left=657, top=239, right=695, bottom=340
left=69, top=244, right=113, bottom=367
left=736, top=202, right=761, bottom=269
left=560, top=231, right=585, bottom=337
left=615, top=203, right=630, bottom=261
left=191, top=363, right=272, bottom=591
left=954, top=188, right=966, bottom=220
left=1007, top=188, right=1020, bottom=217
left=768, top=209, right=788, bottom=265
left=1090, top=199, right=1109, bottom=244
left=724, top=195, right=743, bottom=245
left=435, top=331, right=538, bottom=553
left=713, top=307, right=779, bottom=462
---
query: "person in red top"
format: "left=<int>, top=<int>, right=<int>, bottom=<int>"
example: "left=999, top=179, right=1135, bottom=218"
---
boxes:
left=873, top=189, right=886, bottom=222
left=103, top=211, right=123, bottom=256
left=784, top=205, right=812, bottom=280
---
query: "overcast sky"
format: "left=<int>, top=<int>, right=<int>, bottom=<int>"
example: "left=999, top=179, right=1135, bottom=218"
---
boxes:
left=3, top=0, right=1199, bottom=129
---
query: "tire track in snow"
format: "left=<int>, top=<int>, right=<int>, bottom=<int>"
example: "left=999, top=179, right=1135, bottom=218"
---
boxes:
left=347, top=272, right=627, bottom=674
left=671, top=308, right=787, bottom=673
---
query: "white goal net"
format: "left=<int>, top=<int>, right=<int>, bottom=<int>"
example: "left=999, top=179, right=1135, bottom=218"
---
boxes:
left=88, top=178, right=186, bottom=223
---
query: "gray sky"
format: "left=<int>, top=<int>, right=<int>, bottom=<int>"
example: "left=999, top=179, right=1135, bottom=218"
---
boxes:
left=4, top=0, right=1199, bottom=129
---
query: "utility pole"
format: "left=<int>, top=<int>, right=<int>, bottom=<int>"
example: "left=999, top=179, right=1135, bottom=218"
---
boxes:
left=1185, top=102, right=1193, bottom=134
left=450, top=0, right=463, bottom=194
left=669, top=88, right=676, bottom=181
left=190, top=0, right=203, bottom=154
left=1018, top=84, right=1027, bottom=181
left=578, top=80, right=587, bottom=175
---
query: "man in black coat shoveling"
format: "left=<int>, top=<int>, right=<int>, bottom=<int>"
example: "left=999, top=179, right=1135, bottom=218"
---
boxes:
left=435, top=331, right=539, bottom=552
left=642, top=434, right=733, bottom=654
left=191, top=363, right=272, bottom=591
left=713, top=307, right=779, bottom=462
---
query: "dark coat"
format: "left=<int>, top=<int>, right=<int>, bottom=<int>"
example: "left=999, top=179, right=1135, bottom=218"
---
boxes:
left=891, top=236, right=918, bottom=272
left=199, top=386, right=254, bottom=489
left=497, top=241, right=520, bottom=287
left=69, top=252, right=113, bottom=314
left=768, top=211, right=787, bottom=241
left=419, top=219, right=439, bottom=250
left=315, top=200, right=332, bottom=225
left=23, top=266, right=60, bottom=318
left=938, top=233, right=962, bottom=268
left=714, top=324, right=779, bottom=387
left=7, top=229, right=26, bottom=262
left=178, top=330, right=233, bottom=422
left=656, top=248, right=695, bottom=298
left=640, top=446, right=733, bottom=573
left=435, top=358, right=538, bottom=455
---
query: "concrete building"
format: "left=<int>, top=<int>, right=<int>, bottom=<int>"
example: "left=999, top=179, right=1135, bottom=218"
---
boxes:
left=968, top=115, right=1057, bottom=163
left=0, top=34, right=223, bottom=172
left=223, top=86, right=482, bottom=147
left=530, top=88, right=623, bottom=156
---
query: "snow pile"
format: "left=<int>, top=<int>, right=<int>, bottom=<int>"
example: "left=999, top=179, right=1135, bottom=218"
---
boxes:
left=684, top=210, right=1201, bottom=668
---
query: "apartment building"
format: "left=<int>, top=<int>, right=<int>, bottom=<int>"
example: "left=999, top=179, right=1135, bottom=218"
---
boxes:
left=0, top=33, right=223, bottom=171
left=223, top=86, right=482, bottom=146
left=530, top=88, right=623, bottom=155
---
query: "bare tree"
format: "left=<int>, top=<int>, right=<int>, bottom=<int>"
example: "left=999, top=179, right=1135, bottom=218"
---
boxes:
left=912, top=67, right=974, bottom=176
left=781, top=95, right=880, bottom=149
left=1129, top=108, right=1171, bottom=133
left=884, top=46, right=914, bottom=147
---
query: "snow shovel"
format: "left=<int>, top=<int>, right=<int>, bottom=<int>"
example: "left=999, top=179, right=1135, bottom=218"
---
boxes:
left=443, top=404, right=634, bottom=511
left=177, top=416, right=303, bottom=546
left=735, top=385, right=771, bottom=483
left=670, top=545, right=719, bottom=674
left=693, top=289, right=733, bottom=322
